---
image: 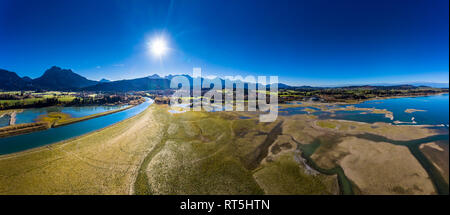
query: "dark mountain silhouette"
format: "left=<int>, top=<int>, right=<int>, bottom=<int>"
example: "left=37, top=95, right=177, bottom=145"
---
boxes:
left=22, top=76, right=33, bottom=82
left=99, top=78, right=111, bottom=83
left=290, top=85, right=323, bottom=90
left=32, top=66, right=98, bottom=90
left=148, top=74, right=161, bottom=79
left=83, top=77, right=171, bottom=92
left=277, top=83, right=291, bottom=89
left=409, top=82, right=449, bottom=88
left=0, top=69, right=29, bottom=90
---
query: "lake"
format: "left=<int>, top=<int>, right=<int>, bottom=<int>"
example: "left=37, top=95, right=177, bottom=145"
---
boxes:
left=0, top=105, right=128, bottom=128
left=354, top=93, right=449, bottom=126
left=0, top=98, right=153, bottom=155
left=281, top=93, right=449, bottom=126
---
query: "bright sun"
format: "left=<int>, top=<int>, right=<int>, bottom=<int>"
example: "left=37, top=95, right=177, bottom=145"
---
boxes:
left=148, top=37, right=168, bottom=57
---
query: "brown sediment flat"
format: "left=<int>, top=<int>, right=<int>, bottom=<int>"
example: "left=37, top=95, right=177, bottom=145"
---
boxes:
left=314, top=119, right=439, bottom=141
left=317, top=137, right=435, bottom=194
left=420, top=141, right=449, bottom=184
left=405, top=108, right=427, bottom=113
left=281, top=114, right=328, bottom=145
left=280, top=113, right=438, bottom=146
left=420, top=142, right=445, bottom=151
left=278, top=110, right=445, bottom=195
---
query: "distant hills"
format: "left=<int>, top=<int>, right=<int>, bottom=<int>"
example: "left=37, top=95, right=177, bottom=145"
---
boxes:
left=83, top=77, right=170, bottom=92
left=374, top=82, right=449, bottom=88
left=318, top=82, right=450, bottom=88
left=0, top=66, right=448, bottom=92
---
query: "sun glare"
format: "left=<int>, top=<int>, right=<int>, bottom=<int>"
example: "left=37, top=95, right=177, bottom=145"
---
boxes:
left=148, top=37, right=168, bottom=57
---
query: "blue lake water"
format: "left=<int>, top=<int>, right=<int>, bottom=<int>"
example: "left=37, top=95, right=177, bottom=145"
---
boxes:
left=280, top=93, right=449, bottom=126
left=354, top=93, right=449, bottom=126
left=0, top=116, right=8, bottom=127
left=0, top=98, right=153, bottom=155
left=315, top=110, right=393, bottom=124
left=0, top=105, right=128, bottom=128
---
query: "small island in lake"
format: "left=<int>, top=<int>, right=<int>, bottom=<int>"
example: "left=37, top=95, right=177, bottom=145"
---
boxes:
left=405, top=108, right=427, bottom=113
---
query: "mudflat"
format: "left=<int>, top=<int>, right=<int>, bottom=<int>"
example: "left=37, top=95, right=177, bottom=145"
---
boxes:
left=331, top=137, right=434, bottom=194
left=420, top=141, right=449, bottom=184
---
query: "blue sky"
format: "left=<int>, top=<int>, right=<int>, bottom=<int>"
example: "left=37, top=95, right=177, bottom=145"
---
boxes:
left=0, top=0, right=448, bottom=86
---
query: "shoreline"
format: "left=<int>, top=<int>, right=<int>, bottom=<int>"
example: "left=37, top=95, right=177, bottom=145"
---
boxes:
left=282, top=92, right=449, bottom=105
left=0, top=122, right=49, bottom=138
left=350, top=92, right=449, bottom=104
left=0, top=100, right=146, bottom=138
left=52, top=104, right=135, bottom=127
left=339, top=92, right=449, bottom=104
left=0, top=102, right=152, bottom=159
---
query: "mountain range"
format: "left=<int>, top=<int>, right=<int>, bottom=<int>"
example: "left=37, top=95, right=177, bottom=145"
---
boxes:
left=0, top=66, right=178, bottom=92
left=32, top=66, right=98, bottom=90
left=0, top=66, right=448, bottom=92
left=0, top=69, right=32, bottom=91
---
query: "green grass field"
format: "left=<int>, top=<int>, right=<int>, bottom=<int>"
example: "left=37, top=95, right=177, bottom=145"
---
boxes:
left=0, top=95, right=77, bottom=106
